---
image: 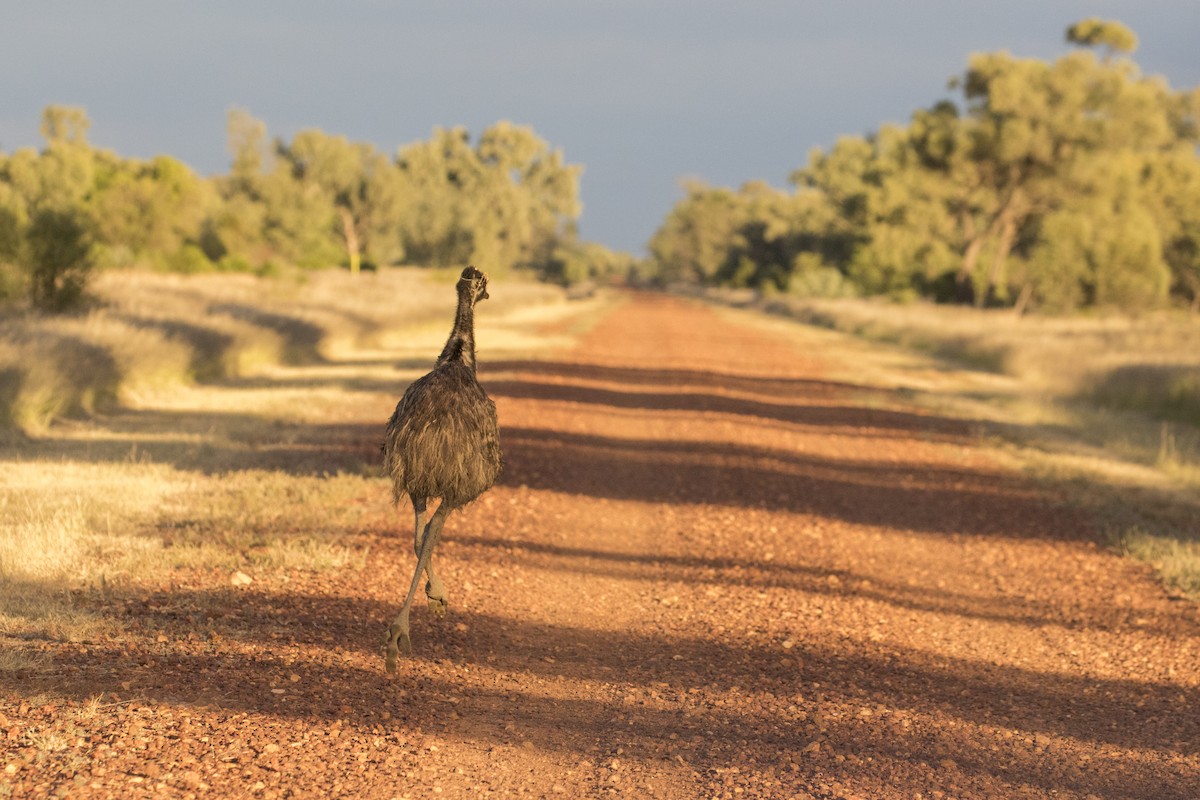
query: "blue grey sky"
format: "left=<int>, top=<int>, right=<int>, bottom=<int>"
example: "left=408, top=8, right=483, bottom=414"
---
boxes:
left=2, top=2, right=1197, bottom=254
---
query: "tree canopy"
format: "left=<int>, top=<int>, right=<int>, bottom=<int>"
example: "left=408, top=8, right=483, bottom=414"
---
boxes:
left=648, top=19, right=1200, bottom=313
left=0, top=107, right=591, bottom=310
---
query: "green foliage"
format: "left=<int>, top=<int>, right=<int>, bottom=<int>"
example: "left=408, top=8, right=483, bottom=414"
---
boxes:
left=538, top=239, right=636, bottom=287
left=24, top=209, right=93, bottom=311
left=394, top=122, right=581, bottom=274
left=90, top=154, right=215, bottom=270
left=0, top=105, right=586, bottom=312
left=647, top=19, right=1200, bottom=316
left=1066, top=18, right=1138, bottom=56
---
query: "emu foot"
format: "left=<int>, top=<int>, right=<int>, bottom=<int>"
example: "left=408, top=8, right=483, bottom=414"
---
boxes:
left=426, top=593, right=448, bottom=617
left=424, top=579, right=448, bottom=617
left=383, top=618, right=412, bottom=674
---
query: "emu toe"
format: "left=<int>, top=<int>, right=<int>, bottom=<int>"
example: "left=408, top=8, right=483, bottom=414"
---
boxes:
left=425, top=579, right=448, bottom=617
left=384, top=618, right=412, bottom=674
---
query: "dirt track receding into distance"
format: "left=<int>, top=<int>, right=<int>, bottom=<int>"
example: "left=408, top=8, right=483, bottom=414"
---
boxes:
left=4, top=293, right=1199, bottom=799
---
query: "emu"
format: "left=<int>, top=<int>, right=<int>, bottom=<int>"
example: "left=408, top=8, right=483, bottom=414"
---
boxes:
left=381, top=266, right=501, bottom=672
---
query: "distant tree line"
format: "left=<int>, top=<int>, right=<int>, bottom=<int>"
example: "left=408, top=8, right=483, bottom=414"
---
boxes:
left=0, top=108, right=623, bottom=311
left=649, top=20, right=1200, bottom=313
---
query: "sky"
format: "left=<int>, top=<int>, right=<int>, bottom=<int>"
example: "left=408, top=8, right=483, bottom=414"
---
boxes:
left=2, top=2, right=1198, bottom=255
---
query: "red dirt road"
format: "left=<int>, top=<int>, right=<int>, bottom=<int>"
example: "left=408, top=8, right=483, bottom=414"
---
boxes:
left=4, top=293, right=1200, bottom=799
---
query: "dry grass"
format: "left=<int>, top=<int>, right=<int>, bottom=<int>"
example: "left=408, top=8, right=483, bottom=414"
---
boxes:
left=708, top=292, right=1200, bottom=598
left=0, top=266, right=565, bottom=433
left=0, top=460, right=183, bottom=644
left=0, top=267, right=588, bottom=666
left=751, top=293, right=1200, bottom=411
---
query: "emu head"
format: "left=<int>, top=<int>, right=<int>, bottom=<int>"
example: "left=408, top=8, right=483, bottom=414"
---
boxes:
left=458, top=266, right=490, bottom=305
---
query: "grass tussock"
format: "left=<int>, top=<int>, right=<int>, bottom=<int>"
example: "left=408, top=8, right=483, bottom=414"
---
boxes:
left=0, top=461, right=374, bottom=650
left=0, top=267, right=565, bottom=433
left=740, top=292, right=1200, bottom=417
left=0, top=462, right=181, bottom=644
left=153, top=471, right=374, bottom=572
left=1118, top=530, right=1200, bottom=597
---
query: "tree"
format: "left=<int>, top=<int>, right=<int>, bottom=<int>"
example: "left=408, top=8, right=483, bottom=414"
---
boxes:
left=1, top=106, right=100, bottom=309
left=90, top=154, right=214, bottom=269
left=799, top=125, right=958, bottom=298
left=649, top=180, right=750, bottom=284
left=394, top=123, right=581, bottom=273
left=5, top=106, right=96, bottom=213
left=941, top=28, right=1186, bottom=308
left=394, top=126, right=481, bottom=268
left=24, top=208, right=92, bottom=310
left=280, top=129, right=399, bottom=274
left=477, top=121, right=582, bottom=269
left=1066, top=18, right=1138, bottom=58
left=0, top=177, right=24, bottom=300
left=209, top=111, right=343, bottom=270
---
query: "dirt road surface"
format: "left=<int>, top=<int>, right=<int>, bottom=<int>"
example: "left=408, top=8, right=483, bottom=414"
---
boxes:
left=4, top=293, right=1199, bottom=799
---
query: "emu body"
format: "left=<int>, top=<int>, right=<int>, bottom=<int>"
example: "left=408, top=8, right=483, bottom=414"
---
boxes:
left=382, top=266, right=500, bottom=671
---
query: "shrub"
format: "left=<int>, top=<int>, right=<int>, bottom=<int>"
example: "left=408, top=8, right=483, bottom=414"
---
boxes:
left=24, top=209, right=93, bottom=312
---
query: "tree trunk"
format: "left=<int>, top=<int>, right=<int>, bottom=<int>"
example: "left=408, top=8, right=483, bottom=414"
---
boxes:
left=1012, top=282, right=1034, bottom=317
left=982, top=212, right=1018, bottom=307
left=339, top=206, right=360, bottom=275
left=956, top=212, right=983, bottom=304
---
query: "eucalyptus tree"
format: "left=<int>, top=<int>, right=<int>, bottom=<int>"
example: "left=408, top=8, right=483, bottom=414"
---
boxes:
left=648, top=180, right=750, bottom=284
left=279, top=129, right=405, bottom=273
left=0, top=106, right=98, bottom=308
left=920, top=18, right=1193, bottom=310
left=89, top=154, right=214, bottom=270
left=395, top=123, right=581, bottom=273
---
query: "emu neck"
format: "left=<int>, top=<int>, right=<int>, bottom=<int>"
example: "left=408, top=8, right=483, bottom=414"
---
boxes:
left=437, top=295, right=476, bottom=371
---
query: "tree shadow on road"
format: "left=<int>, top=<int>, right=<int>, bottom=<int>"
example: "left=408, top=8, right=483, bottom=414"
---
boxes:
left=497, top=425, right=1084, bottom=543
left=18, top=582, right=1198, bottom=800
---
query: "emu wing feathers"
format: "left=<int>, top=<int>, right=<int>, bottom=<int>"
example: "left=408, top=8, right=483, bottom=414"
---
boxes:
left=384, top=361, right=502, bottom=508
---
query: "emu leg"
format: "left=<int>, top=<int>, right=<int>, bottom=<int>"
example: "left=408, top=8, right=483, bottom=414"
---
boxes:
left=413, top=498, right=448, bottom=616
left=385, top=502, right=452, bottom=673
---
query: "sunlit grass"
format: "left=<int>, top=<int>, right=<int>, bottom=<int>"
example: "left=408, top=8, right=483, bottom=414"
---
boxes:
left=0, top=462, right=180, bottom=644
left=0, top=459, right=382, bottom=655
left=0, top=267, right=566, bottom=433
left=743, top=292, right=1200, bottom=404
left=710, top=292, right=1200, bottom=598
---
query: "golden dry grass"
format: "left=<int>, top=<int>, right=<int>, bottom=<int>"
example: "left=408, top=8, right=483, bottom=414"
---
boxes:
left=709, top=293, right=1200, bottom=598
left=756, top=293, right=1200, bottom=409
left=0, top=266, right=566, bottom=433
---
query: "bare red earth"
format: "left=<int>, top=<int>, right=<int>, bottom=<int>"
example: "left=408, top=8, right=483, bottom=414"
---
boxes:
left=4, top=293, right=1199, bottom=799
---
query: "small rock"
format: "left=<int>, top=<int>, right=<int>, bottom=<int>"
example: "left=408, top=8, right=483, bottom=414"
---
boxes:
left=231, top=571, right=253, bottom=587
